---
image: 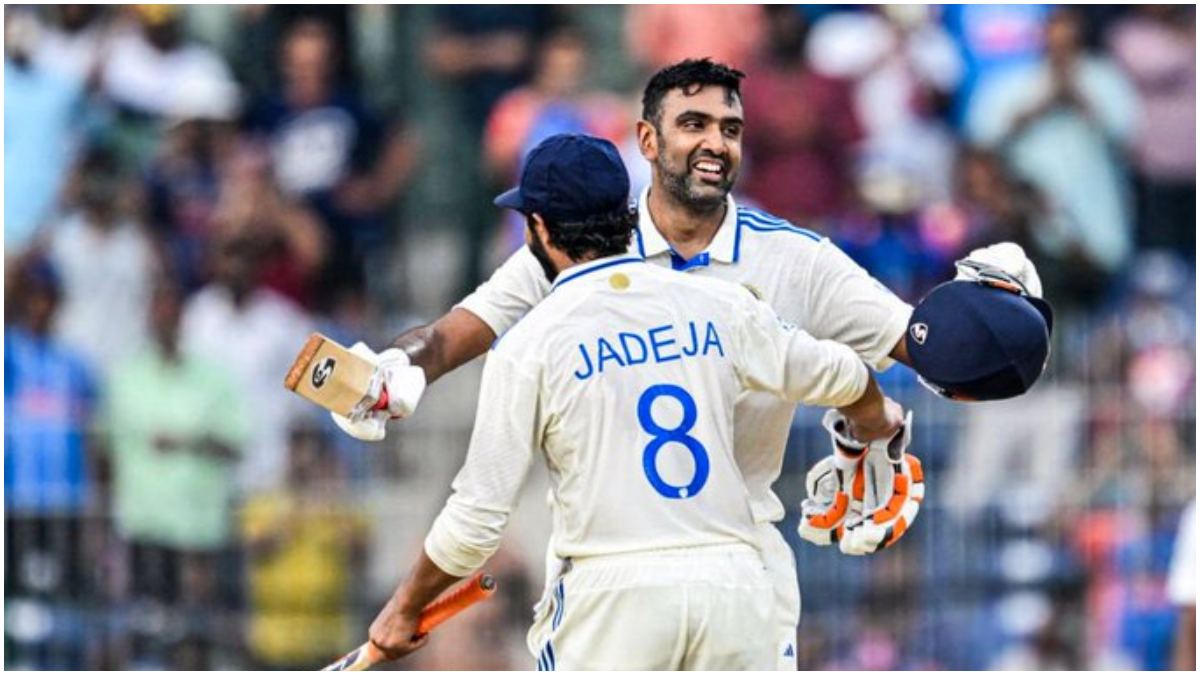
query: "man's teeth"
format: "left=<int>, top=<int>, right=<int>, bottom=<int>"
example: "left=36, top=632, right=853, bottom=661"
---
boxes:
left=694, top=161, right=723, bottom=173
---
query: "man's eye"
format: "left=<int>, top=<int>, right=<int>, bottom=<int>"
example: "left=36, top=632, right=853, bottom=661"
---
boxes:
left=723, top=126, right=742, bottom=138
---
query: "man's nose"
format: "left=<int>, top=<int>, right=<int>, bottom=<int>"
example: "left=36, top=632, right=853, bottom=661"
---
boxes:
left=698, top=125, right=727, bottom=155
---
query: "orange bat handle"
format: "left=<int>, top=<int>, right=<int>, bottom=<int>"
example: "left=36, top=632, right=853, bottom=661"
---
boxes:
left=416, top=572, right=496, bottom=635
left=324, top=573, right=496, bottom=671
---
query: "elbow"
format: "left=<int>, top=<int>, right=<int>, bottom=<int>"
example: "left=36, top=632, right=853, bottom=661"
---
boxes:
left=424, top=502, right=508, bottom=577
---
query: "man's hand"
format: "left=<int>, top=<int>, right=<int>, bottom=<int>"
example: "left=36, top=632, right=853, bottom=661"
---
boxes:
left=955, top=242, right=1043, bottom=298
left=367, top=594, right=429, bottom=661
left=331, top=343, right=427, bottom=442
left=799, top=408, right=924, bottom=554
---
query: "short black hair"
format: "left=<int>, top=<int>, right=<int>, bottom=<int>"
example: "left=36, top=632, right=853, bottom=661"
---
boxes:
left=641, top=58, right=746, bottom=128
left=532, top=206, right=637, bottom=262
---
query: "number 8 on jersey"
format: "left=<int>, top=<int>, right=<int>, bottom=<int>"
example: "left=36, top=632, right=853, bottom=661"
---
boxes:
left=638, top=384, right=710, bottom=499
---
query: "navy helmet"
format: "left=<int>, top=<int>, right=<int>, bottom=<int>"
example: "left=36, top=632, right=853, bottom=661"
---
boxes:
left=494, top=134, right=629, bottom=222
left=905, top=280, right=1053, bottom=401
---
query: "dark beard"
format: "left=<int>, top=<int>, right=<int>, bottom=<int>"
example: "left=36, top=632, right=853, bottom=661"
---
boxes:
left=527, top=229, right=559, bottom=283
left=655, top=147, right=733, bottom=214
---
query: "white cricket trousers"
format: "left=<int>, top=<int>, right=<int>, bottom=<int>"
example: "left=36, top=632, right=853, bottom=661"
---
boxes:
left=527, top=543, right=774, bottom=670
left=754, top=521, right=801, bottom=670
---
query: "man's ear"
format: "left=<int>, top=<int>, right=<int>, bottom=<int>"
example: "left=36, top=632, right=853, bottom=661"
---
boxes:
left=636, top=120, right=658, bottom=162
left=530, top=213, right=550, bottom=245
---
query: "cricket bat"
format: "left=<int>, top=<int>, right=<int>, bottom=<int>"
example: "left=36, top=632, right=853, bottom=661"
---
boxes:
left=324, top=573, right=498, bottom=671
left=283, top=333, right=389, bottom=417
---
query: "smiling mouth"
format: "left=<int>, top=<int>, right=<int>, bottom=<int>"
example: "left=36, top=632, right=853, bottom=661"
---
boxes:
left=691, top=159, right=726, bottom=182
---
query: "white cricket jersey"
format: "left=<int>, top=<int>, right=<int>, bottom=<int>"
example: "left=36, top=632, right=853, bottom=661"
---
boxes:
left=458, top=188, right=912, bottom=524
left=425, top=256, right=869, bottom=576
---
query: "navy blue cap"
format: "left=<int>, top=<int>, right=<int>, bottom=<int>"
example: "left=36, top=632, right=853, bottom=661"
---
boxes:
left=906, top=281, right=1053, bottom=401
left=494, top=134, right=630, bottom=222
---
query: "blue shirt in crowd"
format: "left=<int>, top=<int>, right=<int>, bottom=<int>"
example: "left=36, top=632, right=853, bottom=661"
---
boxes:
left=4, top=327, right=98, bottom=515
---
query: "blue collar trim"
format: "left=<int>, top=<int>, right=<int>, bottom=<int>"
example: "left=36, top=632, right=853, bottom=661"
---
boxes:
left=552, top=255, right=644, bottom=291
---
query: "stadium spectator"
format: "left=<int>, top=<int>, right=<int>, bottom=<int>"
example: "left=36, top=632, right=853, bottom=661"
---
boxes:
left=100, top=6, right=235, bottom=163
left=4, top=10, right=86, bottom=252
left=244, top=17, right=415, bottom=308
left=425, top=5, right=554, bottom=294
left=30, top=4, right=108, bottom=87
left=950, top=147, right=1047, bottom=254
left=624, top=4, right=765, bottom=73
left=483, top=29, right=626, bottom=184
left=807, top=5, right=964, bottom=213
left=101, top=6, right=233, bottom=118
left=425, top=5, right=552, bottom=134
left=483, top=28, right=627, bottom=254
left=942, top=4, right=1052, bottom=125
left=4, top=255, right=102, bottom=668
left=103, top=278, right=247, bottom=669
left=47, top=146, right=160, bottom=378
left=968, top=7, right=1139, bottom=304
left=1108, top=5, right=1197, bottom=252
left=142, top=61, right=241, bottom=292
left=242, top=426, right=367, bottom=669
left=210, top=145, right=330, bottom=309
left=740, top=6, right=861, bottom=225
left=179, top=232, right=314, bottom=495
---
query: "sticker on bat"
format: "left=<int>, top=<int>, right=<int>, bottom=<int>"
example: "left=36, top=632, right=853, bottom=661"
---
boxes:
left=312, top=357, right=337, bottom=389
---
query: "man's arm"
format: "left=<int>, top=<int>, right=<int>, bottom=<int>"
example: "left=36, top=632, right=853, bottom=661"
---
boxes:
left=367, top=551, right=461, bottom=659
left=732, top=288, right=901, bottom=440
left=391, top=246, right=550, bottom=384
left=1174, top=606, right=1196, bottom=671
left=389, top=308, right=496, bottom=384
left=333, top=247, right=550, bottom=441
left=365, top=346, right=541, bottom=658
left=799, top=238, right=914, bottom=373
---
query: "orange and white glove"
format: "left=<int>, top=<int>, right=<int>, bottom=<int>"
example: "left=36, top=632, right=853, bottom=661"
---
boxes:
left=798, top=409, right=924, bottom=554
left=331, top=343, right=426, bottom=442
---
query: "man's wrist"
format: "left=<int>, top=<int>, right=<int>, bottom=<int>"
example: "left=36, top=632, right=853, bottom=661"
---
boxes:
left=391, top=588, right=425, bottom=618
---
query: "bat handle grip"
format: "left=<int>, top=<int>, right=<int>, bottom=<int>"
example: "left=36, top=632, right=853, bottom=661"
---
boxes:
left=371, top=386, right=390, bottom=413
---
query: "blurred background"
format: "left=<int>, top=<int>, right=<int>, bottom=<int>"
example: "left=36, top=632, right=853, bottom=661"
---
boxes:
left=3, top=4, right=1195, bottom=670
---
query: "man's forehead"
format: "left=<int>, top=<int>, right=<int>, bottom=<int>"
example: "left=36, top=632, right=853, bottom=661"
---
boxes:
left=661, top=84, right=743, bottom=116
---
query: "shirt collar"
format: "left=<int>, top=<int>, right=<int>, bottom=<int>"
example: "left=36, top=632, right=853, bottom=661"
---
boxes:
left=631, top=186, right=741, bottom=266
left=551, top=253, right=644, bottom=291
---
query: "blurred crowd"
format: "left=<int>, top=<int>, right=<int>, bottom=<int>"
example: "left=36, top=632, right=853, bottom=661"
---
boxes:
left=4, top=4, right=1195, bottom=670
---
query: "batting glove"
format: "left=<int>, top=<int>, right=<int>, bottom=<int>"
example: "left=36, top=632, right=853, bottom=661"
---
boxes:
left=954, top=242, right=1043, bottom=298
left=331, top=343, right=427, bottom=442
left=838, top=412, right=924, bottom=555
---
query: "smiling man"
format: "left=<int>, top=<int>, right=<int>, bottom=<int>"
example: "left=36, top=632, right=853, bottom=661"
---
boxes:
left=334, top=58, right=1047, bottom=670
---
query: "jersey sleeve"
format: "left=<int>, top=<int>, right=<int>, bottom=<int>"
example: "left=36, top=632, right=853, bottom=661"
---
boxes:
left=455, top=246, right=551, bottom=338
left=731, top=288, right=869, bottom=408
left=424, top=347, right=542, bottom=577
left=799, top=238, right=913, bottom=371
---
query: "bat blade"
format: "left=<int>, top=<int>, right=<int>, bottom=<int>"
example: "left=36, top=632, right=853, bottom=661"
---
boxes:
left=283, top=333, right=377, bottom=417
left=323, top=573, right=497, bottom=671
